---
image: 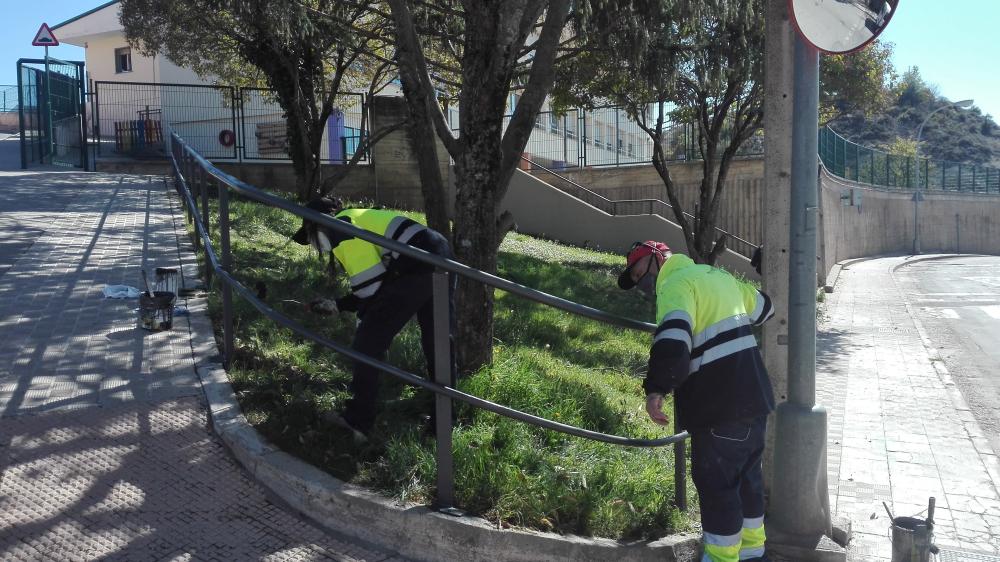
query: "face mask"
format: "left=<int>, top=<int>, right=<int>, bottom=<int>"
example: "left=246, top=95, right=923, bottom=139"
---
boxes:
left=637, top=271, right=656, bottom=296
left=636, top=256, right=657, bottom=296
left=310, top=229, right=332, bottom=254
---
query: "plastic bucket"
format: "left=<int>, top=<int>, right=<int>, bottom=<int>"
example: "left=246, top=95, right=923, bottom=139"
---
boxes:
left=890, top=516, right=933, bottom=562
left=139, top=291, right=175, bottom=331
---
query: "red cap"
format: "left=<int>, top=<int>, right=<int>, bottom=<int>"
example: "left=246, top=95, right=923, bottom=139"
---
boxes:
left=618, top=241, right=670, bottom=289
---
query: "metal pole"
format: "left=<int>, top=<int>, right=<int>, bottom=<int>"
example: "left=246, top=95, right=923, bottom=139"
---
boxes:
left=769, top=33, right=832, bottom=541
left=201, top=167, right=213, bottom=288
left=615, top=108, right=620, bottom=167
left=78, top=64, right=88, bottom=171
left=674, top=418, right=687, bottom=511
left=219, top=181, right=234, bottom=368
left=189, top=150, right=199, bottom=250
left=45, top=46, right=53, bottom=164
left=787, top=38, right=818, bottom=408
left=17, top=62, right=26, bottom=169
left=432, top=270, right=458, bottom=513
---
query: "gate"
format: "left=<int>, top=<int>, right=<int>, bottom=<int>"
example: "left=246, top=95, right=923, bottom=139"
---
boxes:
left=16, top=57, right=86, bottom=169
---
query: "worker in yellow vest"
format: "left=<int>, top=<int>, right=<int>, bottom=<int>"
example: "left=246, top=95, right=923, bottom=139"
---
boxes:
left=618, top=241, right=775, bottom=562
left=292, top=197, right=455, bottom=442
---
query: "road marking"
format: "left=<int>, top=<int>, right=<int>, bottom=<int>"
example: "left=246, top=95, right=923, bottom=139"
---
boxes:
left=941, top=309, right=960, bottom=319
left=962, top=276, right=1000, bottom=288
left=980, top=305, right=1000, bottom=320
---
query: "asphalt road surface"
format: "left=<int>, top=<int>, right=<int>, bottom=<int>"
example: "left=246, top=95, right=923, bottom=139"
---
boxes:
left=895, top=256, right=1000, bottom=457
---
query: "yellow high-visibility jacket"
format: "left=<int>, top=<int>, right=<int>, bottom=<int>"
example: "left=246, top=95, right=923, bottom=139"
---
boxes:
left=330, top=209, right=428, bottom=299
left=646, top=254, right=775, bottom=429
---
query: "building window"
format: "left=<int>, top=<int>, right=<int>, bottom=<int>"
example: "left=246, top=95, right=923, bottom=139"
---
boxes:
left=115, top=47, right=132, bottom=73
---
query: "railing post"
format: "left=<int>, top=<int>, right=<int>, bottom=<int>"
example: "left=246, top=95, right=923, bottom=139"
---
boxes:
left=187, top=150, right=199, bottom=250
left=219, top=180, right=234, bottom=368
left=201, top=167, right=213, bottom=287
left=615, top=108, right=620, bottom=167
left=432, top=270, right=458, bottom=514
left=563, top=114, right=568, bottom=166
left=674, top=412, right=687, bottom=511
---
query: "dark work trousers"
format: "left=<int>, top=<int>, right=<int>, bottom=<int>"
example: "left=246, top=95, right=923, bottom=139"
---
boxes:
left=343, top=230, right=456, bottom=432
left=689, top=415, right=768, bottom=558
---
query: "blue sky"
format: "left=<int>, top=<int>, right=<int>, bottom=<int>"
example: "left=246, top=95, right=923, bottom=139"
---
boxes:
left=1, top=1, right=998, bottom=122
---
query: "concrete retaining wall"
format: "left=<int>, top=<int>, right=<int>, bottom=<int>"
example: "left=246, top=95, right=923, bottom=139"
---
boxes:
left=819, top=167, right=1000, bottom=282
left=533, top=159, right=766, bottom=250
left=500, top=168, right=759, bottom=280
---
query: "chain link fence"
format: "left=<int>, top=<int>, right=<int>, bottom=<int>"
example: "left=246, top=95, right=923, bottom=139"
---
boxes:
left=819, top=126, right=1000, bottom=193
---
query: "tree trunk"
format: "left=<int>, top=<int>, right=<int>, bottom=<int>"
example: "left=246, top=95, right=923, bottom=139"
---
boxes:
left=283, top=97, right=323, bottom=201
left=452, top=89, right=506, bottom=374
left=453, top=145, right=500, bottom=374
left=399, top=75, right=450, bottom=237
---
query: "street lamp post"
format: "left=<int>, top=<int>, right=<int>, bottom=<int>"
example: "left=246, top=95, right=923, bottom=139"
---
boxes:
left=912, top=99, right=974, bottom=254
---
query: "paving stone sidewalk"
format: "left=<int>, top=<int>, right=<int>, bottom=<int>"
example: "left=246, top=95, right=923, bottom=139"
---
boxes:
left=0, top=157, right=401, bottom=560
left=819, top=257, right=1000, bottom=561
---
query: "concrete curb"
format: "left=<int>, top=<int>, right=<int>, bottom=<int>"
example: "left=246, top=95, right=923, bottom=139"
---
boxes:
left=889, top=253, right=992, bottom=273
left=169, top=198, right=702, bottom=560
left=886, top=258, right=977, bottom=418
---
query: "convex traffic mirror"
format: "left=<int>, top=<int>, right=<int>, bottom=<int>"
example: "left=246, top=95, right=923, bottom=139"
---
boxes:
left=789, top=0, right=899, bottom=54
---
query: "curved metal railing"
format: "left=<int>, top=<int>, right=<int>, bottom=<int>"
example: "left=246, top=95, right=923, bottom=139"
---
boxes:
left=522, top=156, right=760, bottom=259
left=168, top=132, right=690, bottom=514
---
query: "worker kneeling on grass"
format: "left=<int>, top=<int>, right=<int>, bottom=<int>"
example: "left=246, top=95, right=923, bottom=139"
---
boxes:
left=292, top=197, right=456, bottom=443
left=617, top=241, right=776, bottom=562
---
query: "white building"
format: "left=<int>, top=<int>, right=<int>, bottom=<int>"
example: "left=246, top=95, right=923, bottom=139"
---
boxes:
left=51, top=1, right=649, bottom=168
left=52, top=1, right=206, bottom=88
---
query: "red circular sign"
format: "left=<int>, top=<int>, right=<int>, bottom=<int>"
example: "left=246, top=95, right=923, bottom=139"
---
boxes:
left=218, top=129, right=236, bottom=147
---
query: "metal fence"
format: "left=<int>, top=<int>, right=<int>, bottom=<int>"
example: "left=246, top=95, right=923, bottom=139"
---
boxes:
left=169, top=131, right=691, bottom=515
left=0, top=85, right=17, bottom=112
left=93, top=81, right=368, bottom=163
left=95, top=81, right=236, bottom=159
left=238, top=89, right=367, bottom=162
left=819, top=126, right=1000, bottom=193
left=16, top=58, right=86, bottom=169
left=500, top=105, right=765, bottom=171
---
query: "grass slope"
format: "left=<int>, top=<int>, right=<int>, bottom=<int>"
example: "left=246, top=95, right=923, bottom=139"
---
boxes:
left=202, top=197, right=694, bottom=540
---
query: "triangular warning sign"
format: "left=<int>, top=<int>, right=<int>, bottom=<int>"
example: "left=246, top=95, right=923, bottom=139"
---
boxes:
left=32, top=23, right=59, bottom=47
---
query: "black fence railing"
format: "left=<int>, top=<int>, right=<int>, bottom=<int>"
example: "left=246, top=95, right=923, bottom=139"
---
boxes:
left=169, top=131, right=691, bottom=516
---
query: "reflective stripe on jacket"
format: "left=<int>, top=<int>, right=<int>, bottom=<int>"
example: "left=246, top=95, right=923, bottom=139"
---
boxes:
left=331, top=209, right=428, bottom=299
left=645, top=254, right=775, bottom=430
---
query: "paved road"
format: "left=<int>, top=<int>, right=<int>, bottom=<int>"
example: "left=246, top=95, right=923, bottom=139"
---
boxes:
left=895, top=256, right=1000, bottom=462
left=0, top=138, right=402, bottom=561
left=821, top=257, right=1000, bottom=561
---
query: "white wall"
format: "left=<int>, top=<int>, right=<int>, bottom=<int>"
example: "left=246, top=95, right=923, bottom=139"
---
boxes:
left=85, top=34, right=157, bottom=86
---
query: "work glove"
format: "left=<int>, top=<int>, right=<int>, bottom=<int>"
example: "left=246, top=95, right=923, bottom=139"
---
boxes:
left=308, top=297, right=339, bottom=316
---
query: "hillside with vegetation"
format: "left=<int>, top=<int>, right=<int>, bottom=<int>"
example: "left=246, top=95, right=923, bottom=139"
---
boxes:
left=828, top=67, right=1000, bottom=167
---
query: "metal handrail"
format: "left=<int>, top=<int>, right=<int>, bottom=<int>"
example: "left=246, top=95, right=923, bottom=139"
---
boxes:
left=523, top=156, right=760, bottom=256
left=168, top=132, right=690, bottom=514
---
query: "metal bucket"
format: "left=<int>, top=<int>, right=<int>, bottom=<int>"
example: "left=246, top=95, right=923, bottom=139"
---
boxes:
left=139, top=291, right=175, bottom=331
left=890, top=516, right=934, bottom=562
